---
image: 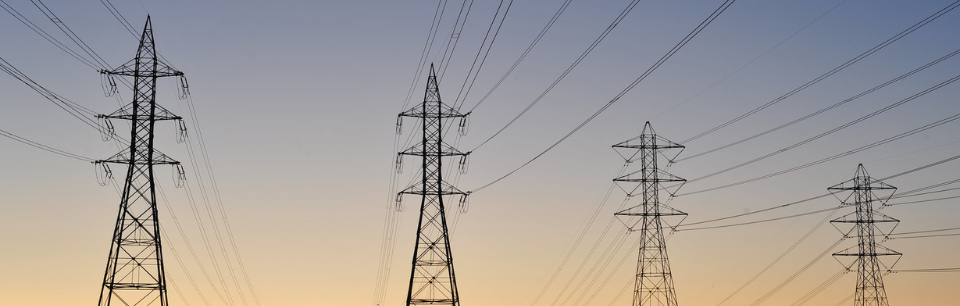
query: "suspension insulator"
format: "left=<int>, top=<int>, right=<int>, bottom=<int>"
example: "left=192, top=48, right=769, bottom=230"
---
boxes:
left=101, top=74, right=118, bottom=97
left=458, top=116, right=468, bottom=136
left=397, top=154, right=406, bottom=174
left=458, top=155, right=469, bottom=174
left=95, top=162, right=113, bottom=186
left=178, top=75, right=190, bottom=100
left=395, top=193, right=404, bottom=212
left=175, top=119, right=188, bottom=144
left=396, top=116, right=403, bottom=135
left=459, top=194, right=470, bottom=213
left=173, top=164, right=186, bottom=188
left=98, top=116, right=115, bottom=142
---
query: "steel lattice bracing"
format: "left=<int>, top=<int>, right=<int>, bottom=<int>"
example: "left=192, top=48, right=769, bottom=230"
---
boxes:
left=96, top=16, right=183, bottom=306
left=397, top=64, right=470, bottom=306
left=612, top=122, right=687, bottom=306
left=829, top=164, right=900, bottom=306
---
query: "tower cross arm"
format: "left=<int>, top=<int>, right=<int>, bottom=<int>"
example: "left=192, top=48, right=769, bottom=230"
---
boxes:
left=398, top=181, right=471, bottom=196
left=98, top=107, right=182, bottom=121
left=95, top=149, right=180, bottom=165
left=399, top=104, right=470, bottom=119
left=399, top=142, right=469, bottom=157
left=100, top=59, right=183, bottom=78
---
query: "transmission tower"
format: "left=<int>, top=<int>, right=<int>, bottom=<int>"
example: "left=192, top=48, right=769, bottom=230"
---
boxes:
left=829, top=164, right=900, bottom=306
left=396, top=64, right=470, bottom=306
left=95, top=16, right=184, bottom=306
left=612, top=122, right=687, bottom=306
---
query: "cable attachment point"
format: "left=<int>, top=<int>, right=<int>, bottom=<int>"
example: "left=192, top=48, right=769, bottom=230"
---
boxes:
left=95, top=162, right=113, bottom=186
left=175, top=119, right=188, bottom=144
left=458, top=194, right=470, bottom=213
left=173, top=164, right=186, bottom=188
left=177, top=75, right=190, bottom=100
left=396, top=116, right=403, bottom=135
left=97, top=115, right=115, bottom=141
left=101, top=74, right=118, bottom=97
left=395, top=193, right=404, bottom=212
left=396, top=154, right=404, bottom=174
left=458, top=154, right=470, bottom=174
left=458, top=115, right=469, bottom=136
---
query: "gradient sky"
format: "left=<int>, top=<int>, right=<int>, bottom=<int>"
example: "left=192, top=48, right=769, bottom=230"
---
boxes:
left=1, top=0, right=959, bottom=305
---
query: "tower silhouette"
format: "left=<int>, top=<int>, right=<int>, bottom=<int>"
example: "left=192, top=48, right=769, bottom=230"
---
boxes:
left=95, top=17, right=184, bottom=306
left=612, top=122, right=687, bottom=306
left=829, top=164, right=900, bottom=306
left=396, top=64, right=470, bottom=306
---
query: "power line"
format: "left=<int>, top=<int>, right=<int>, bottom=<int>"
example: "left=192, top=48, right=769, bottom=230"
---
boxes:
left=469, top=0, right=644, bottom=151
left=183, top=93, right=263, bottom=306
left=889, top=233, right=960, bottom=239
left=467, top=0, right=575, bottom=113
left=0, top=128, right=93, bottom=162
left=889, top=227, right=960, bottom=236
left=787, top=268, right=846, bottom=306
left=885, top=226, right=960, bottom=239
left=0, top=56, right=102, bottom=130
left=678, top=46, right=960, bottom=162
left=680, top=109, right=960, bottom=195
left=155, top=182, right=233, bottom=306
left=538, top=198, right=634, bottom=306
left=101, top=0, right=140, bottom=38
left=681, top=194, right=833, bottom=228
left=680, top=153, right=960, bottom=227
left=886, top=194, right=960, bottom=206
left=471, top=0, right=738, bottom=192
left=680, top=0, right=960, bottom=144
left=891, top=177, right=960, bottom=198
left=451, top=0, right=513, bottom=109
left=745, top=239, right=843, bottom=306
left=678, top=207, right=840, bottom=232
left=0, top=0, right=100, bottom=69
left=685, top=72, right=960, bottom=185
left=30, top=0, right=113, bottom=69
left=892, top=267, right=960, bottom=273
left=437, top=0, right=475, bottom=80
left=708, top=209, right=840, bottom=306
left=526, top=163, right=628, bottom=306
left=892, top=186, right=960, bottom=199
left=401, top=0, right=449, bottom=112
left=650, top=0, right=849, bottom=121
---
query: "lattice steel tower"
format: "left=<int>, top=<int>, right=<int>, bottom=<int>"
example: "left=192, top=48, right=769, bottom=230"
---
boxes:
left=396, top=64, right=470, bottom=306
left=829, top=164, right=900, bottom=306
left=95, top=16, right=184, bottom=306
left=612, top=122, right=686, bottom=306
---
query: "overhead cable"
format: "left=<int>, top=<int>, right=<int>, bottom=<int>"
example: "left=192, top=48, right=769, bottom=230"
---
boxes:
left=680, top=0, right=960, bottom=144
left=0, top=128, right=93, bottom=162
left=470, top=0, right=645, bottom=151
left=468, top=0, right=575, bottom=112
left=681, top=153, right=960, bottom=227
left=686, top=72, right=960, bottom=185
left=451, top=0, right=513, bottom=109
left=471, top=0, right=738, bottom=192
left=679, top=46, right=960, bottom=162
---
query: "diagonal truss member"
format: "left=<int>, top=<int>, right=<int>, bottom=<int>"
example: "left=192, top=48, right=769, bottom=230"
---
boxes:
left=613, top=122, right=687, bottom=306
left=396, top=64, right=471, bottom=306
left=829, top=164, right=900, bottom=306
left=95, top=16, right=185, bottom=306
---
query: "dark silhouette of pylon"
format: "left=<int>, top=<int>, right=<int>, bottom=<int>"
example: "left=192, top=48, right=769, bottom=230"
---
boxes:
left=612, top=122, right=687, bottom=306
left=829, top=164, right=900, bottom=306
left=396, top=64, right=470, bottom=306
left=95, top=16, right=184, bottom=306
